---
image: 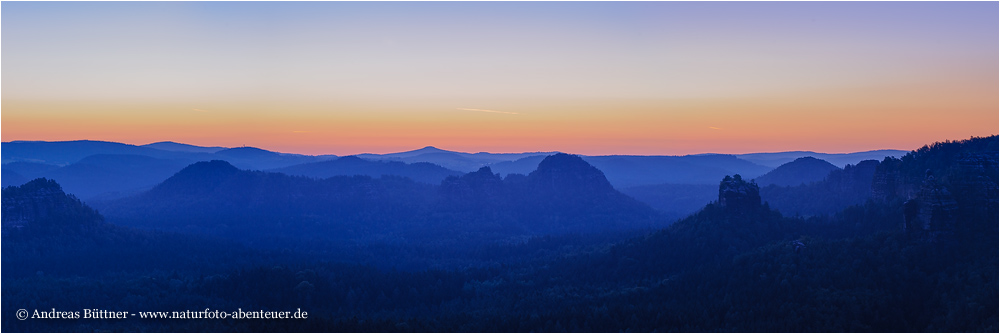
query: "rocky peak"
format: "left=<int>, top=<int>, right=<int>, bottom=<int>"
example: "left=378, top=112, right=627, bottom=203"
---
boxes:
left=439, top=166, right=505, bottom=201
left=455, top=166, right=503, bottom=190
left=904, top=170, right=958, bottom=238
left=871, top=157, right=915, bottom=202
left=2, top=178, right=103, bottom=232
left=466, top=166, right=502, bottom=181
left=718, top=174, right=761, bottom=211
left=956, top=152, right=999, bottom=206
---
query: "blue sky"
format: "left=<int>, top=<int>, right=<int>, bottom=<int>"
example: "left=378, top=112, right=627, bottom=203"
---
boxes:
left=3, top=1, right=997, bottom=154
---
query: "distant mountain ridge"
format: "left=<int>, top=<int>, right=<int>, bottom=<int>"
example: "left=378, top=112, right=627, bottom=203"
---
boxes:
left=1, top=140, right=908, bottom=168
left=620, top=183, right=717, bottom=221
left=3, top=140, right=907, bottom=197
left=357, top=145, right=558, bottom=173
left=4, top=137, right=994, bottom=333
left=736, top=149, right=907, bottom=168
left=141, top=141, right=227, bottom=153
left=1, top=140, right=325, bottom=170
left=753, top=157, right=840, bottom=187
left=98, top=154, right=663, bottom=254
left=272, top=156, right=462, bottom=185
left=2, top=141, right=336, bottom=199
left=3, top=140, right=187, bottom=166
left=489, top=154, right=771, bottom=187
left=2, top=155, right=189, bottom=200
left=760, top=159, right=881, bottom=216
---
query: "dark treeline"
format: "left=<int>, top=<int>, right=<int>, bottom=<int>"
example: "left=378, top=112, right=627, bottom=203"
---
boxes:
left=2, top=136, right=996, bottom=332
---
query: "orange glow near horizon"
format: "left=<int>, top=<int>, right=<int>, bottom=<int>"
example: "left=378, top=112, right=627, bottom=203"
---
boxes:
left=4, top=77, right=996, bottom=156
left=3, top=2, right=996, bottom=156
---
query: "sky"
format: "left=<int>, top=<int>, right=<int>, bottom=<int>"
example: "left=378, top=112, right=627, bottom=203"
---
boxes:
left=2, top=2, right=997, bottom=156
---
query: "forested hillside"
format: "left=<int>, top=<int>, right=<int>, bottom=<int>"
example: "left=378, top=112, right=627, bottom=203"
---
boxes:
left=2, top=136, right=996, bottom=332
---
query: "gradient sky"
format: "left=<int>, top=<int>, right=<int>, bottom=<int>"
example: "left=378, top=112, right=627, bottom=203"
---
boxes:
left=3, top=2, right=997, bottom=155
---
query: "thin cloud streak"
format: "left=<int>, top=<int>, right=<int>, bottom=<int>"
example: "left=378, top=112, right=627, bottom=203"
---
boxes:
left=457, top=108, right=519, bottom=115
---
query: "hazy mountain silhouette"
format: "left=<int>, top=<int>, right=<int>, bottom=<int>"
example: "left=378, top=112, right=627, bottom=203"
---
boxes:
left=1, top=155, right=189, bottom=200
left=40, top=154, right=189, bottom=200
left=2, top=161, right=61, bottom=176
left=1, top=140, right=186, bottom=165
left=145, top=160, right=242, bottom=196
left=358, top=146, right=556, bottom=172
left=100, top=154, right=663, bottom=256
left=529, top=153, right=615, bottom=193
left=1, top=161, right=60, bottom=187
left=1, top=177, right=278, bottom=281
left=0, top=142, right=339, bottom=202
left=617, top=175, right=794, bottom=274
left=494, top=153, right=660, bottom=235
left=758, top=160, right=880, bottom=217
left=609, top=154, right=895, bottom=219
left=759, top=134, right=996, bottom=219
left=488, top=155, right=548, bottom=177
left=753, top=156, right=840, bottom=187
left=542, top=174, right=801, bottom=287
left=587, top=155, right=770, bottom=187
left=3, top=137, right=996, bottom=333
left=141, top=141, right=227, bottom=153
left=618, top=156, right=888, bottom=221
left=215, top=146, right=282, bottom=159
left=1, top=170, right=28, bottom=188
left=6, top=140, right=909, bottom=190
left=620, top=183, right=717, bottom=220
left=491, top=154, right=770, bottom=188
left=273, top=156, right=462, bottom=185
left=439, top=166, right=508, bottom=206
left=375, top=146, right=454, bottom=158
left=101, top=160, right=434, bottom=243
left=211, top=147, right=328, bottom=170
left=518, top=140, right=996, bottom=331
left=1, top=140, right=327, bottom=171
left=737, top=149, right=907, bottom=168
